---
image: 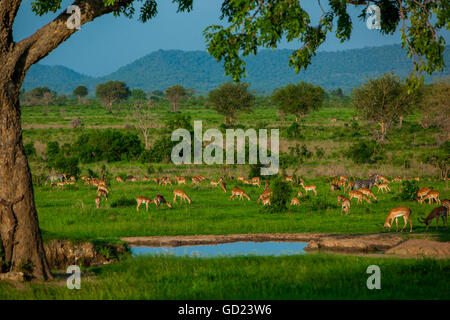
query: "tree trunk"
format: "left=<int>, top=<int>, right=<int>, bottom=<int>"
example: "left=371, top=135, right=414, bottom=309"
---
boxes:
left=0, top=81, right=52, bottom=280
left=378, top=121, right=386, bottom=142
left=398, top=116, right=403, bottom=129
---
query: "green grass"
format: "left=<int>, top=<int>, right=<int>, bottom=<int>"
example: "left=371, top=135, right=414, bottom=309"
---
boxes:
left=35, top=178, right=450, bottom=242
left=1, top=253, right=448, bottom=299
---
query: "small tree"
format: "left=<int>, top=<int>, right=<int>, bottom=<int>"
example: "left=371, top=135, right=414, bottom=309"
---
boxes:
left=352, top=73, right=417, bottom=142
left=131, top=101, right=153, bottom=150
left=131, top=89, right=147, bottom=101
left=208, top=82, right=255, bottom=125
left=165, top=85, right=187, bottom=112
left=272, top=82, right=325, bottom=123
left=96, top=81, right=131, bottom=112
left=73, top=86, right=88, bottom=104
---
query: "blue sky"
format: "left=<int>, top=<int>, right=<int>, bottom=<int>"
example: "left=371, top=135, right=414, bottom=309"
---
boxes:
left=12, top=0, right=436, bottom=77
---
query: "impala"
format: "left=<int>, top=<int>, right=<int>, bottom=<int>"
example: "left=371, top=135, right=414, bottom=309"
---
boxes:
left=175, top=176, right=186, bottom=185
left=142, top=176, right=150, bottom=182
left=344, top=181, right=355, bottom=192
left=192, top=176, right=201, bottom=185
left=300, top=182, right=317, bottom=196
left=337, top=195, right=346, bottom=205
left=210, top=177, right=223, bottom=187
left=392, top=177, right=403, bottom=182
left=416, top=187, right=431, bottom=201
left=384, top=207, right=413, bottom=232
left=136, top=196, right=153, bottom=211
left=418, top=206, right=448, bottom=231
left=297, top=190, right=303, bottom=197
left=95, top=196, right=101, bottom=209
left=129, top=176, right=138, bottom=182
left=378, top=175, right=390, bottom=183
left=413, top=177, right=420, bottom=181
left=339, top=176, right=349, bottom=182
left=290, top=197, right=300, bottom=206
left=358, top=188, right=377, bottom=201
left=260, top=195, right=271, bottom=206
left=243, top=179, right=252, bottom=185
left=285, top=176, right=295, bottom=183
left=419, top=190, right=441, bottom=204
left=340, top=197, right=351, bottom=215
left=97, top=189, right=108, bottom=201
left=219, top=182, right=227, bottom=193
left=330, top=184, right=341, bottom=192
left=375, top=183, right=391, bottom=193
left=173, top=189, right=192, bottom=204
left=153, top=177, right=159, bottom=184
left=153, top=194, right=173, bottom=209
left=230, top=187, right=251, bottom=201
left=251, top=177, right=261, bottom=187
left=116, top=176, right=124, bottom=183
left=159, top=177, right=172, bottom=186
left=56, top=182, right=65, bottom=188
left=348, top=190, right=371, bottom=204
left=443, top=199, right=450, bottom=210
left=257, top=189, right=272, bottom=203
left=237, top=176, right=245, bottom=182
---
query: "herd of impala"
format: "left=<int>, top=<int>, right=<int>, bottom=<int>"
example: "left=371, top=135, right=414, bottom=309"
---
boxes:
left=54, top=172, right=448, bottom=233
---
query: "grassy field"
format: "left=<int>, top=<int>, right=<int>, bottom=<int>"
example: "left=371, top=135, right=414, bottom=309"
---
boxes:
left=2, top=99, right=447, bottom=300
left=1, top=253, right=449, bottom=299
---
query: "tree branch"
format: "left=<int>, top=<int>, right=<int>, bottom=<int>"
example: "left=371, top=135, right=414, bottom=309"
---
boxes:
left=13, top=0, right=133, bottom=74
left=0, top=0, right=22, bottom=49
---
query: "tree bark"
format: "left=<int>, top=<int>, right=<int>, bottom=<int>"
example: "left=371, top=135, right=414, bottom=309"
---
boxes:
left=0, top=0, right=134, bottom=280
left=0, top=79, right=52, bottom=280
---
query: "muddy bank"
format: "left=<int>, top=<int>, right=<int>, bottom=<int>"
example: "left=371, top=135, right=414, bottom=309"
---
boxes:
left=44, top=240, right=128, bottom=269
left=121, top=233, right=450, bottom=258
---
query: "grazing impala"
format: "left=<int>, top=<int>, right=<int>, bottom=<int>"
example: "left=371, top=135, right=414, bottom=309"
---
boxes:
left=175, top=176, right=186, bottom=185
left=116, top=176, right=124, bottom=183
left=419, top=190, right=441, bottom=204
left=251, top=177, right=261, bottom=187
left=300, top=182, right=317, bottom=196
left=192, top=176, right=202, bottom=185
left=136, top=196, right=153, bottom=211
left=375, top=183, right=391, bottom=193
left=358, top=188, right=377, bottom=201
left=290, top=197, right=300, bottom=206
left=338, top=196, right=351, bottom=215
left=348, top=190, right=371, bottom=204
left=378, top=175, right=390, bottom=183
left=210, top=177, right=223, bottom=187
left=95, top=196, right=101, bottom=209
left=153, top=194, right=172, bottom=209
left=257, top=189, right=272, bottom=203
left=230, top=187, right=251, bottom=201
left=173, top=189, right=192, bottom=204
left=260, top=195, right=271, bottom=206
left=418, top=206, right=448, bottom=231
left=97, top=189, right=108, bottom=201
left=159, top=177, right=172, bottom=186
left=219, top=182, right=227, bottom=193
left=237, top=176, right=245, bottom=182
left=416, top=187, right=431, bottom=201
left=330, top=184, right=341, bottom=192
left=384, top=207, right=413, bottom=232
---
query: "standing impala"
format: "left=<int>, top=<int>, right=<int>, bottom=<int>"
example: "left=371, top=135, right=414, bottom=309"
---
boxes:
left=136, top=196, right=153, bottom=211
left=375, top=183, right=391, bottom=193
left=251, top=177, right=261, bottom=187
left=300, top=181, right=317, bottom=196
left=384, top=207, right=413, bottom=232
left=418, top=206, right=448, bottom=231
left=210, top=177, right=223, bottom=188
left=257, top=188, right=272, bottom=203
left=416, top=187, right=431, bottom=201
left=290, top=197, right=300, bottom=206
left=230, top=187, right=251, bottom=201
left=175, top=176, right=186, bottom=185
left=173, top=189, right=192, bottom=204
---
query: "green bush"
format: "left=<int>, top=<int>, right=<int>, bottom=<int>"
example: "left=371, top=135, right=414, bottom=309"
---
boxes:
left=111, top=198, right=137, bottom=208
left=265, top=177, right=292, bottom=213
left=345, top=140, right=385, bottom=164
left=24, top=142, right=36, bottom=157
left=396, top=180, right=420, bottom=201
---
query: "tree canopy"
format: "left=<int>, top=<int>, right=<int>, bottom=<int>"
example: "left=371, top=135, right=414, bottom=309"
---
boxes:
left=95, top=80, right=131, bottom=111
left=208, top=82, right=255, bottom=125
left=165, top=85, right=187, bottom=112
left=272, top=82, right=325, bottom=122
left=352, top=73, right=417, bottom=142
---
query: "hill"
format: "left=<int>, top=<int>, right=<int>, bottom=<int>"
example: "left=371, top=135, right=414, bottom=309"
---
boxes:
left=23, top=45, right=449, bottom=94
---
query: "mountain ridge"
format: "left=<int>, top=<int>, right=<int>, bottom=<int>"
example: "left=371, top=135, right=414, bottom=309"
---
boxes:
left=23, top=44, right=449, bottom=94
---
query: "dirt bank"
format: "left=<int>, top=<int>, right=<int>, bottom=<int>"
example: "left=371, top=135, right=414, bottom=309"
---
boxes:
left=121, top=233, right=450, bottom=259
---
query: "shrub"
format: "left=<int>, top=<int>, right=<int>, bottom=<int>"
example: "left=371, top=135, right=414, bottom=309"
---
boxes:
left=345, top=140, right=385, bottom=164
left=71, top=117, right=83, bottom=128
left=286, top=122, right=304, bottom=139
left=265, top=177, right=292, bottom=213
left=24, top=142, right=36, bottom=157
left=397, top=180, right=420, bottom=201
